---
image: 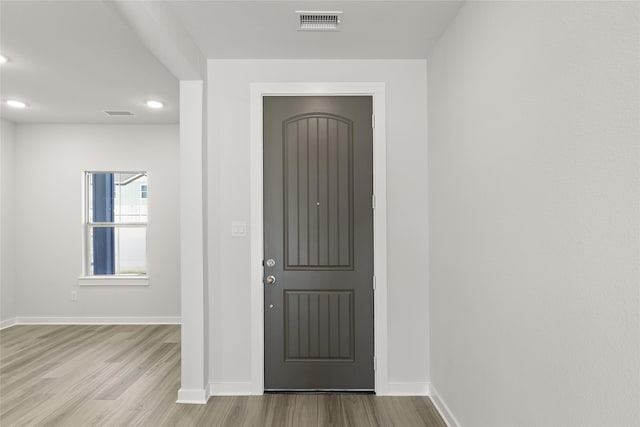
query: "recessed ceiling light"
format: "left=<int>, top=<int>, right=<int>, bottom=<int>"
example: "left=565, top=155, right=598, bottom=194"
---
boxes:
left=0, top=55, right=8, bottom=64
left=6, top=99, right=27, bottom=109
left=145, top=100, right=164, bottom=109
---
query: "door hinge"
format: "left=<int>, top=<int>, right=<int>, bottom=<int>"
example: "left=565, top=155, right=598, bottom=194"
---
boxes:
left=372, top=194, right=376, bottom=209
left=374, top=355, right=377, bottom=371
left=372, top=113, right=375, bottom=129
left=373, top=275, right=376, bottom=291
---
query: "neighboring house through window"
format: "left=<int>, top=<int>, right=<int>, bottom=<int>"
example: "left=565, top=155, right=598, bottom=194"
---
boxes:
left=85, top=172, right=148, bottom=276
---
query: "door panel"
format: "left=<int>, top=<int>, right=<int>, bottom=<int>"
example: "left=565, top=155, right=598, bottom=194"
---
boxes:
left=284, top=290, right=354, bottom=361
left=284, top=114, right=353, bottom=269
left=264, top=96, right=373, bottom=391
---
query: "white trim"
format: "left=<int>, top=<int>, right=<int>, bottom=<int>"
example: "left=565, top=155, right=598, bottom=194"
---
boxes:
left=13, top=316, right=180, bottom=325
left=177, top=387, right=210, bottom=404
left=429, top=383, right=461, bottom=427
left=0, top=318, right=17, bottom=330
left=386, top=382, right=430, bottom=396
left=250, top=82, right=388, bottom=395
left=209, top=382, right=254, bottom=396
left=78, top=276, right=149, bottom=286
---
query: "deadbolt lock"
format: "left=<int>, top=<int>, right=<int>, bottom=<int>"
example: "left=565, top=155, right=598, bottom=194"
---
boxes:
left=265, top=258, right=276, bottom=268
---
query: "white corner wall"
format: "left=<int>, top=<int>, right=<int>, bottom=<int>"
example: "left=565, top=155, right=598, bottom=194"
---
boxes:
left=428, top=2, right=640, bottom=426
left=1, top=118, right=16, bottom=327
left=207, top=60, right=429, bottom=393
left=13, top=124, right=181, bottom=322
left=178, top=80, right=210, bottom=403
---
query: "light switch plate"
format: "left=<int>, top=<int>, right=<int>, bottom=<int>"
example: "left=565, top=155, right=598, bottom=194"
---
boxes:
left=231, top=221, right=247, bottom=237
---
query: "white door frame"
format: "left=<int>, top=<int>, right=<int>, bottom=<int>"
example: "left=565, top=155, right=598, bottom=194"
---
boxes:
left=249, top=82, right=388, bottom=395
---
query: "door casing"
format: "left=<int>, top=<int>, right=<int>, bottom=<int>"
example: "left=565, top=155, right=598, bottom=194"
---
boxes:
left=250, top=82, right=388, bottom=395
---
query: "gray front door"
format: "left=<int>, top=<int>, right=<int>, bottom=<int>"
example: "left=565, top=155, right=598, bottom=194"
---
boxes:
left=263, top=96, right=374, bottom=391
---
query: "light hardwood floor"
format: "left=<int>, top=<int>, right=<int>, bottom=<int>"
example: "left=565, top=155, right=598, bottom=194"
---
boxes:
left=0, top=325, right=446, bottom=426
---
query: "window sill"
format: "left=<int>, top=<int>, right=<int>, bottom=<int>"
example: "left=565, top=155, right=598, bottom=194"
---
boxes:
left=78, top=276, right=149, bottom=286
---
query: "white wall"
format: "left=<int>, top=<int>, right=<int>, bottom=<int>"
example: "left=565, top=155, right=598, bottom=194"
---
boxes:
left=13, top=124, right=181, bottom=321
left=428, top=2, right=640, bottom=426
left=1, top=118, right=16, bottom=326
left=207, top=60, right=429, bottom=391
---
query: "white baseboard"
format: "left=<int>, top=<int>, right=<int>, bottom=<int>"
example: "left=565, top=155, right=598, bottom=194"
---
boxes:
left=429, top=383, right=461, bottom=427
left=385, top=381, right=430, bottom=396
left=209, top=382, right=255, bottom=396
left=0, top=317, right=17, bottom=330
left=177, top=387, right=210, bottom=404
left=14, top=316, right=181, bottom=325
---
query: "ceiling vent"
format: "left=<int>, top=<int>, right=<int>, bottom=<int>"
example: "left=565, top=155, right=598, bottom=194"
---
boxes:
left=104, top=110, right=134, bottom=116
left=297, top=11, right=342, bottom=31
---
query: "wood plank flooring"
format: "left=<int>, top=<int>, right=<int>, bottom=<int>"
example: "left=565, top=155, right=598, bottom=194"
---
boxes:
left=0, top=325, right=446, bottom=426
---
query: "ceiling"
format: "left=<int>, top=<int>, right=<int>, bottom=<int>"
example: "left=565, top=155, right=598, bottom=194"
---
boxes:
left=0, top=1, right=180, bottom=124
left=170, top=1, right=463, bottom=59
left=0, top=0, right=463, bottom=124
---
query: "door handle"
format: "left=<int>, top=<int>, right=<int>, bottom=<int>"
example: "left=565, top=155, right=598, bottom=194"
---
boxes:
left=265, top=275, right=276, bottom=285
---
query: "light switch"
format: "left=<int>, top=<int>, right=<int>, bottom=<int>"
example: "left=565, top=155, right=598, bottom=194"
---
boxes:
left=231, top=221, right=247, bottom=237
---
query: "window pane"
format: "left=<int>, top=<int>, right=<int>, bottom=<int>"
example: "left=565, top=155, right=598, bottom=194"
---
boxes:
left=115, top=227, right=147, bottom=274
left=114, top=173, right=148, bottom=223
left=88, top=173, right=115, bottom=223
left=88, top=172, right=147, bottom=224
left=89, top=226, right=146, bottom=275
left=91, top=225, right=114, bottom=274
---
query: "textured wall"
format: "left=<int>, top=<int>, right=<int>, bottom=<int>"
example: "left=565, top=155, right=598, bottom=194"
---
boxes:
left=428, top=2, right=640, bottom=425
left=13, top=124, right=181, bottom=320
left=1, top=119, right=16, bottom=325
left=207, top=60, right=429, bottom=391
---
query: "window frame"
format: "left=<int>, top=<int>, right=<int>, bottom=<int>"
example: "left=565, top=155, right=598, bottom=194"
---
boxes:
left=82, top=171, right=149, bottom=279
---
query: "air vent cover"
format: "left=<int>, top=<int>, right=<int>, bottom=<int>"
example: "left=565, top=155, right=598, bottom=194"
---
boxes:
left=297, top=11, right=342, bottom=31
left=104, top=110, right=134, bottom=116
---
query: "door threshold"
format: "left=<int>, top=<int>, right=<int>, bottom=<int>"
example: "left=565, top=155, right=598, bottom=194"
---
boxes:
left=264, top=389, right=375, bottom=395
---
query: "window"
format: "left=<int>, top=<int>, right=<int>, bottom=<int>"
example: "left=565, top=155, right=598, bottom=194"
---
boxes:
left=85, top=172, right=148, bottom=276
